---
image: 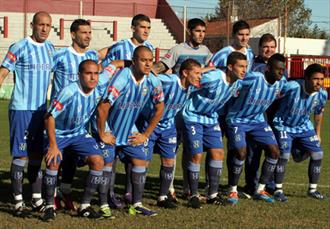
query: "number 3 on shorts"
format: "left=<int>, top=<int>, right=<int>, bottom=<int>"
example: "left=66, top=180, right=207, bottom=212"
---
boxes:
left=191, top=126, right=196, bottom=135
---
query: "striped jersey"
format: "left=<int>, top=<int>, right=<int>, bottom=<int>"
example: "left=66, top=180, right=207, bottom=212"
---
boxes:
left=209, top=46, right=254, bottom=72
left=161, top=42, right=212, bottom=73
left=141, top=73, right=190, bottom=130
left=252, top=62, right=289, bottom=78
left=105, top=67, right=164, bottom=146
left=273, top=80, right=328, bottom=133
left=48, top=66, right=115, bottom=138
left=1, top=37, right=55, bottom=110
left=51, top=46, right=99, bottom=99
left=226, top=71, right=287, bottom=124
left=101, top=39, right=154, bottom=68
left=182, top=69, right=242, bottom=124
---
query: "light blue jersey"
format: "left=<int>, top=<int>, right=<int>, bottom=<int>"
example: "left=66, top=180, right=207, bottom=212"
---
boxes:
left=141, top=73, right=190, bottom=130
left=105, top=67, right=164, bottom=145
left=273, top=80, right=328, bottom=133
left=226, top=71, right=287, bottom=124
left=48, top=66, right=115, bottom=137
left=1, top=37, right=55, bottom=110
left=210, top=46, right=254, bottom=72
left=252, top=62, right=289, bottom=78
left=182, top=69, right=241, bottom=125
left=51, top=47, right=99, bottom=99
left=101, top=39, right=154, bottom=68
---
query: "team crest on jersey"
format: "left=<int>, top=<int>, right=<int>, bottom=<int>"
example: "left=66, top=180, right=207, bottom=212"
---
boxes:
left=53, top=100, right=64, bottom=111
left=126, top=52, right=132, bottom=59
left=275, top=89, right=281, bottom=98
left=312, top=99, right=319, bottom=109
left=256, top=88, right=261, bottom=94
left=47, top=48, right=53, bottom=57
left=6, top=51, right=17, bottom=62
left=142, top=87, right=149, bottom=96
left=77, top=105, right=82, bottom=113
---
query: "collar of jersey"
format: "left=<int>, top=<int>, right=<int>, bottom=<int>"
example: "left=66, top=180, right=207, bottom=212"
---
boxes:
left=302, top=80, right=317, bottom=97
left=77, top=81, right=95, bottom=97
left=185, top=42, right=200, bottom=50
left=129, top=67, right=145, bottom=85
left=68, top=46, right=88, bottom=56
left=27, top=36, right=46, bottom=46
left=229, top=45, right=247, bottom=55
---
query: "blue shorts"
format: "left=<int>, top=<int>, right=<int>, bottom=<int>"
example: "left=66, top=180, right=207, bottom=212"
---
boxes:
left=92, top=134, right=116, bottom=164
left=274, top=129, right=322, bottom=155
left=227, top=122, right=277, bottom=150
left=183, top=121, right=223, bottom=155
left=146, top=126, right=177, bottom=161
left=9, top=110, right=46, bottom=158
left=44, top=134, right=103, bottom=164
left=116, top=144, right=148, bottom=161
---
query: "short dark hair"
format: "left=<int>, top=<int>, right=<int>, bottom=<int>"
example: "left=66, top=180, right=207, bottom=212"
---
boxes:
left=179, top=59, right=201, bottom=76
left=259, top=33, right=276, bottom=47
left=188, top=18, right=206, bottom=30
left=79, top=59, right=97, bottom=74
left=132, top=46, right=153, bottom=60
left=304, top=63, right=325, bottom=79
left=267, top=53, right=286, bottom=67
left=70, top=19, right=90, bottom=33
left=227, top=52, right=247, bottom=66
left=131, top=14, right=150, bottom=27
left=232, top=20, right=250, bottom=34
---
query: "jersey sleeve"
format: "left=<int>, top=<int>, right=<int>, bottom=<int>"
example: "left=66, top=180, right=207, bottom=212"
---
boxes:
left=1, top=42, right=24, bottom=72
left=160, top=45, right=179, bottom=69
left=314, top=90, right=328, bottom=115
left=209, top=51, right=226, bottom=68
left=101, top=44, right=120, bottom=68
left=104, top=68, right=128, bottom=105
left=48, top=88, right=74, bottom=119
left=149, top=74, right=164, bottom=104
left=52, top=48, right=63, bottom=72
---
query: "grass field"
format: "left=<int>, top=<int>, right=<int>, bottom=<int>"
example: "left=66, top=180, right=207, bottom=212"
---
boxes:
left=0, top=100, right=329, bottom=229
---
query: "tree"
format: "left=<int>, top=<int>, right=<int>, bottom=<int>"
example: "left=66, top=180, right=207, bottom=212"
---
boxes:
left=210, top=0, right=329, bottom=39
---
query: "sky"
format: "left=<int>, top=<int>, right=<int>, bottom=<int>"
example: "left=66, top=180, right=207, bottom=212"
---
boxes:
left=167, top=0, right=330, bottom=33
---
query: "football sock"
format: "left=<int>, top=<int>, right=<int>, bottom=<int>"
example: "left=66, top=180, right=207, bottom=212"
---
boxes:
left=187, top=161, right=200, bottom=197
left=159, top=165, right=174, bottom=198
left=208, top=159, right=222, bottom=197
left=10, top=159, right=26, bottom=203
left=132, top=166, right=146, bottom=204
left=309, top=159, right=321, bottom=184
left=229, top=157, right=244, bottom=186
left=125, top=162, right=133, bottom=194
left=274, top=158, right=288, bottom=185
left=44, top=169, right=58, bottom=206
left=81, top=170, right=102, bottom=205
left=27, top=160, right=43, bottom=201
left=99, top=166, right=112, bottom=206
left=259, top=157, right=278, bottom=185
left=109, top=157, right=117, bottom=196
left=181, top=147, right=190, bottom=194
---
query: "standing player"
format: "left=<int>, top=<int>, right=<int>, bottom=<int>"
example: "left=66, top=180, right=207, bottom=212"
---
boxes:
left=210, top=20, right=254, bottom=72
left=153, top=18, right=213, bottom=200
left=139, top=59, right=202, bottom=209
left=0, top=11, right=54, bottom=217
left=226, top=54, right=287, bottom=205
left=42, top=60, right=116, bottom=221
left=51, top=18, right=99, bottom=211
left=98, top=14, right=154, bottom=208
left=272, top=63, right=327, bottom=201
left=182, top=52, right=247, bottom=208
left=97, top=46, right=164, bottom=216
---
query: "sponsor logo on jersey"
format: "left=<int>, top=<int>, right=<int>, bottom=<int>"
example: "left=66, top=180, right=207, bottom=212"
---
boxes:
left=108, top=86, right=120, bottom=99
left=6, top=51, right=17, bottom=62
left=53, top=100, right=64, bottom=111
left=104, top=66, right=115, bottom=75
left=164, top=53, right=172, bottom=59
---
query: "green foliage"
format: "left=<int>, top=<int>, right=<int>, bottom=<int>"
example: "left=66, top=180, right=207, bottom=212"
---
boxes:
left=210, top=0, right=329, bottom=39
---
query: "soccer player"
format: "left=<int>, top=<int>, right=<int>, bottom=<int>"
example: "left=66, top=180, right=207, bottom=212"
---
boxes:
left=97, top=46, right=164, bottom=216
left=138, top=59, right=202, bottom=209
left=153, top=18, right=213, bottom=201
left=182, top=52, right=247, bottom=208
left=153, top=18, right=212, bottom=74
left=42, top=60, right=116, bottom=221
left=0, top=11, right=54, bottom=217
left=226, top=53, right=287, bottom=205
left=272, top=63, right=327, bottom=201
left=98, top=14, right=154, bottom=208
left=51, top=18, right=99, bottom=211
left=210, top=20, right=254, bottom=72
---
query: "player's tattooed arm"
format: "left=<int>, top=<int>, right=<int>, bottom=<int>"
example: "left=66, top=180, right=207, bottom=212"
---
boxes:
left=314, top=113, right=323, bottom=143
left=0, top=67, right=10, bottom=88
left=97, top=101, right=116, bottom=145
left=44, top=114, right=62, bottom=167
left=152, top=61, right=169, bottom=75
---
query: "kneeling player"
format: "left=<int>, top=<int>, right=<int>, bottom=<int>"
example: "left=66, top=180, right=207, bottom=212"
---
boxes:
left=42, top=60, right=116, bottom=221
left=273, top=63, right=327, bottom=201
left=182, top=52, right=246, bottom=208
